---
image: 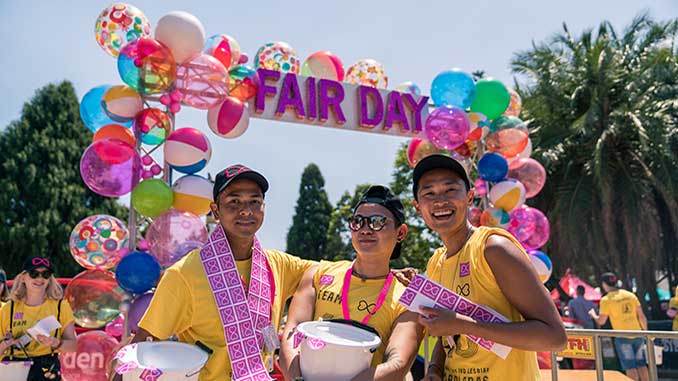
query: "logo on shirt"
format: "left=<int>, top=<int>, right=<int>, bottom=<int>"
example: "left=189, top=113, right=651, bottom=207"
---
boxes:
left=457, top=283, right=471, bottom=297
left=14, top=312, right=23, bottom=320
left=319, top=275, right=334, bottom=286
left=622, top=303, right=632, bottom=314
left=358, top=300, right=376, bottom=315
left=459, top=262, right=471, bottom=277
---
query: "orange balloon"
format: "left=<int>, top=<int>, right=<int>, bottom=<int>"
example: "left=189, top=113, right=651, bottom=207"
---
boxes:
left=93, top=124, right=136, bottom=147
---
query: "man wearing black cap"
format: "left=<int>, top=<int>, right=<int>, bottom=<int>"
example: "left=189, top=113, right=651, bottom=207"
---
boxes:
left=279, top=185, right=424, bottom=381
left=589, top=273, right=648, bottom=380
left=133, top=164, right=316, bottom=381
left=410, top=155, right=566, bottom=381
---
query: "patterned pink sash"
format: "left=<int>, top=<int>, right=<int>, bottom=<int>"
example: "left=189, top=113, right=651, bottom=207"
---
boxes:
left=200, top=225, right=273, bottom=381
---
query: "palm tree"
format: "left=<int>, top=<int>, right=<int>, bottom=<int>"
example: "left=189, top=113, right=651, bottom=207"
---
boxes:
left=512, top=14, right=678, bottom=317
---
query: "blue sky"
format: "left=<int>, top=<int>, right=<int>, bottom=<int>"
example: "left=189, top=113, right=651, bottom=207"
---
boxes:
left=1, top=0, right=676, bottom=252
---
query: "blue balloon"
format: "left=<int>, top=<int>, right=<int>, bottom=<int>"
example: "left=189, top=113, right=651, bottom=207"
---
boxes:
left=430, top=69, right=476, bottom=108
left=115, top=251, right=161, bottom=294
left=477, top=152, right=508, bottom=182
left=79, top=85, right=132, bottom=132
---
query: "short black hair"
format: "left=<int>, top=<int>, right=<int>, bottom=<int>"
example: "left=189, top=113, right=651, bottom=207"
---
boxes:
left=576, top=285, right=585, bottom=296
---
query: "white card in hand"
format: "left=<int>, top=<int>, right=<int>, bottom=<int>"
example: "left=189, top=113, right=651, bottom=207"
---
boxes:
left=27, top=315, right=61, bottom=339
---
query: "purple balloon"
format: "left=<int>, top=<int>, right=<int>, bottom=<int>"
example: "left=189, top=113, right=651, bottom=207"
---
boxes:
left=173, top=240, right=204, bottom=260
left=520, top=207, right=550, bottom=250
left=508, top=206, right=536, bottom=242
left=80, top=138, right=141, bottom=197
left=128, top=293, right=154, bottom=333
left=424, top=106, right=470, bottom=150
left=146, top=209, right=208, bottom=268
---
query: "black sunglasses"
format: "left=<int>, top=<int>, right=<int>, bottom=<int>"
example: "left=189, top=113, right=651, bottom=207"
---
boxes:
left=28, top=270, right=53, bottom=279
left=349, top=214, right=390, bottom=232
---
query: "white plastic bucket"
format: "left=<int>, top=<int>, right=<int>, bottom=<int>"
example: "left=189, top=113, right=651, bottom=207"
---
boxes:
left=121, top=341, right=208, bottom=381
left=0, top=360, right=32, bottom=381
left=297, top=321, right=381, bottom=381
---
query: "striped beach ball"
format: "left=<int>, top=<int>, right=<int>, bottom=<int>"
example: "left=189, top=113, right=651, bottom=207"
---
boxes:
left=173, top=175, right=213, bottom=215
left=480, top=207, right=510, bottom=229
left=207, top=97, right=250, bottom=139
left=528, top=250, right=552, bottom=283
left=164, top=128, right=212, bottom=174
left=489, top=179, right=526, bottom=212
left=101, top=85, right=143, bottom=123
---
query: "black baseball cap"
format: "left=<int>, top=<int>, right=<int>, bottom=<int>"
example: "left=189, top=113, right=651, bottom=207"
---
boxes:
left=601, top=272, right=618, bottom=287
left=23, top=256, right=55, bottom=273
left=213, top=164, right=269, bottom=201
left=353, top=185, right=406, bottom=259
left=412, top=154, right=471, bottom=200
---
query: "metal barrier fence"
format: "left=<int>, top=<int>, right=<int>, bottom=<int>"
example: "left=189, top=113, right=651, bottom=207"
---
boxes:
left=550, top=329, right=678, bottom=381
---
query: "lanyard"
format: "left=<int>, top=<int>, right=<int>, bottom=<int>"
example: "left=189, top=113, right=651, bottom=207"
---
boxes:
left=341, top=263, right=394, bottom=325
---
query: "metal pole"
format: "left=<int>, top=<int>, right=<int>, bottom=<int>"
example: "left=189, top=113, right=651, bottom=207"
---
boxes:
left=594, top=335, right=604, bottom=381
left=550, top=351, right=558, bottom=381
left=645, top=336, right=658, bottom=381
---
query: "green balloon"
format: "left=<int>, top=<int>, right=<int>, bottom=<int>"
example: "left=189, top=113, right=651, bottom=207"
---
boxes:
left=131, top=179, right=173, bottom=218
left=470, top=78, right=510, bottom=120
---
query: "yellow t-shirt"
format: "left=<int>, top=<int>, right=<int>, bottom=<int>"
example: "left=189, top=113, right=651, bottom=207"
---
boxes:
left=311, top=260, right=408, bottom=366
left=669, top=297, right=678, bottom=331
left=138, top=248, right=315, bottom=381
left=425, top=227, right=540, bottom=381
left=0, top=298, right=75, bottom=359
left=599, top=289, right=642, bottom=330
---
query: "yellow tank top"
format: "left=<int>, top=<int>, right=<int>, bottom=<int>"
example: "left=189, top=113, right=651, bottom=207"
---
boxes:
left=425, top=227, right=539, bottom=381
left=312, top=260, right=408, bottom=366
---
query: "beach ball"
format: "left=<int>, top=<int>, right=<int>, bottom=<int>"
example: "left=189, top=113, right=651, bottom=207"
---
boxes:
left=93, top=124, right=136, bottom=147
left=345, top=59, right=388, bottom=89
left=203, top=34, right=241, bottom=69
left=477, top=152, right=508, bottom=182
left=507, top=138, right=533, bottom=169
left=467, top=112, right=490, bottom=142
left=94, top=3, right=151, bottom=58
left=528, top=250, right=552, bottom=283
left=65, top=270, right=123, bottom=328
left=154, top=11, right=205, bottom=63
left=301, top=51, right=345, bottom=81
left=480, top=207, right=510, bottom=229
left=228, top=64, right=261, bottom=101
left=117, top=36, right=176, bottom=95
left=80, top=139, right=141, bottom=197
left=468, top=206, right=482, bottom=227
left=502, top=88, right=522, bottom=117
left=470, top=78, right=510, bottom=120
left=207, top=97, right=250, bottom=138
left=69, top=215, right=130, bottom=270
left=59, top=331, right=119, bottom=381
left=425, top=106, right=470, bottom=150
left=507, top=158, right=546, bottom=198
left=175, top=53, right=229, bottom=109
left=128, top=293, right=153, bottom=333
left=80, top=85, right=131, bottom=132
left=430, top=69, right=476, bottom=109
left=131, top=179, right=174, bottom=217
left=489, top=179, right=526, bottom=212
left=134, top=108, right=172, bottom=145
left=115, top=251, right=161, bottom=294
left=407, top=139, right=447, bottom=168
left=520, top=207, right=550, bottom=250
left=172, top=175, right=213, bottom=215
left=146, top=209, right=208, bottom=268
left=101, top=85, right=143, bottom=123
left=164, top=128, right=212, bottom=174
left=395, top=81, right=422, bottom=98
left=254, top=41, right=300, bottom=73
left=508, top=206, right=537, bottom=242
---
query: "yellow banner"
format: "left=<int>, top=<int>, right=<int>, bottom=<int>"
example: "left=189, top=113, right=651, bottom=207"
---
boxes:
left=558, top=335, right=595, bottom=359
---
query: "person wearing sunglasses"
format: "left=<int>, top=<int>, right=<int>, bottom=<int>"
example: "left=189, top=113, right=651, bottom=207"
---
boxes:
left=0, top=256, right=77, bottom=380
left=279, top=185, right=424, bottom=381
left=0, top=269, right=9, bottom=307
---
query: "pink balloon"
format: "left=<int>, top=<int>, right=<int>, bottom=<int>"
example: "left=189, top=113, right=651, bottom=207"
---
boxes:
left=146, top=208, right=208, bottom=268
left=518, top=207, right=550, bottom=250
left=507, top=158, right=546, bottom=198
left=175, top=53, right=229, bottom=109
left=424, top=106, right=470, bottom=150
left=468, top=206, right=482, bottom=227
left=238, top=52, right=249, bottom=64
left=80, top=139, right=141, bottom=197
left=104, top=314, right=124, bottom=337
left=508, top=206, right=536, bottom=242
left=60, top=331, right=119, bottom=381
left=128, top=293, right=154, bottom=333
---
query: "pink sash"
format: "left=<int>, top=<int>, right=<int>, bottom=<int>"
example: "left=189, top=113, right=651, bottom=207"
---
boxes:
left=200, top=225, right=273, bottom=381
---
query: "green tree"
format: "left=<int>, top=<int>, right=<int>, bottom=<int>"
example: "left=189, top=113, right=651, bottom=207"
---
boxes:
left=512, top=15, right=678, bottom=316
left=0, top=81, right=128, bottom=277
left=324, top=184, right=371, bottom=261
left=286, top=163, right=333, bottom=260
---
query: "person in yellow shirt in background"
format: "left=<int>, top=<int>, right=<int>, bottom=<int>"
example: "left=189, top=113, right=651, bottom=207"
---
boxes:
left=0, top=256, right=77, bottom=381
left=589, top=272, right=649, bottom=381
left=407, top=155, right=566, bottom=381
left=279, top=185, right=424, bottom=381
left=131, top=164, right=316, bottom=381
left=667, top=286, right=678, bottom=330
left=0, top=269, right=9, bottom=307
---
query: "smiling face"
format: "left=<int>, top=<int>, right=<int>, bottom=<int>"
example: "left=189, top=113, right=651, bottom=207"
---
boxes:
left=413, top=168, right=474, bottom=236
left=24, top=268, right=52, bottom=294
left=210, top=178, right=265, bottom=240
left=350, top=203, right=407, bottom=261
